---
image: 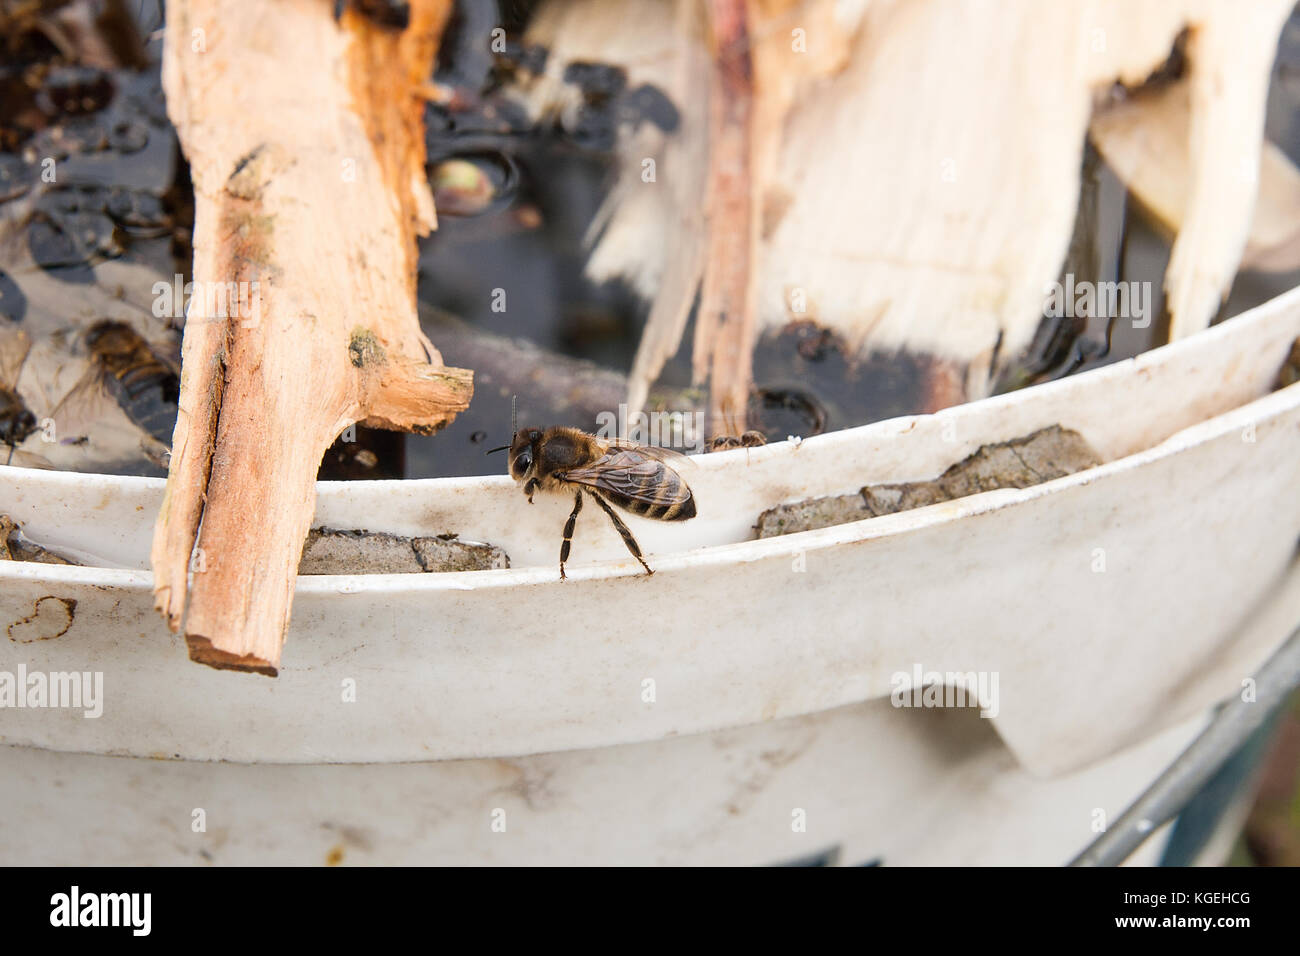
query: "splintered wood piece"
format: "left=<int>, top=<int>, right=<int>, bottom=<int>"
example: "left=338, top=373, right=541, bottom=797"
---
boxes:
left=694, top=0, right=758, bottom=435
left=153, top=0, right=472, bottom=676
left=1091, top=77, right=1300, bottom=277
left=517, top=0, right=711, bottom=423
left=593, top=0, right=1289, bottom=412
left=1161, top=2, right=1295, bottom=339
left=754, top=0, right=1292, bottom=373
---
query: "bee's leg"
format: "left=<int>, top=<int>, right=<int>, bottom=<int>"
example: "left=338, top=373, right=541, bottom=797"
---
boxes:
left=588, top=491, right=653, bottom=575
left=524, top=477, right=538, bottom=503
left=559, top=490, right=582, bottom=581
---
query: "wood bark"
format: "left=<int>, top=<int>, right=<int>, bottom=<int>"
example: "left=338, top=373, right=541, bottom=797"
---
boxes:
left=153, top=0, right=472, bottom=675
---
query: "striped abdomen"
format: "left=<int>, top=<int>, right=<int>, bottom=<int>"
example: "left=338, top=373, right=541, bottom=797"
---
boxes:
left=610, top=465, right=697, bottom=521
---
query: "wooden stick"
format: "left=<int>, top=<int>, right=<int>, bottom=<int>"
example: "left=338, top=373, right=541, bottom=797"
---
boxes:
left=695, top=0, right=758, bottom=435
left=421, top=307, right=702, bottom=421
left=153, top=0, right=472, bottom=676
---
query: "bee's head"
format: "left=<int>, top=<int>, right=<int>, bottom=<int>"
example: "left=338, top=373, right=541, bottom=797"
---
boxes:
left=507, top=426, right=543, bottom=481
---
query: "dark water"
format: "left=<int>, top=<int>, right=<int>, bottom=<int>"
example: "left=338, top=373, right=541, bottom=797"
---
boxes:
left=2, top=0, right=1299, bottom=480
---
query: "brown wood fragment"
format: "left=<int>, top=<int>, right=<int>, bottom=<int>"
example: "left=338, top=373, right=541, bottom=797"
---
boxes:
left=695, top=0, right=758, bottom=436
left=422, top=306, right=704, bottom=422
left=152, top=0, right=472, bottom=676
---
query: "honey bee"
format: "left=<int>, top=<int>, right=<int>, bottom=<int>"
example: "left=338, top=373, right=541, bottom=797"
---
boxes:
left=83, top=320, right=180, bottom=447
left=709, top=430, right=767, bottom=452
left=0, top=385, right=36, bottom=457
left=493, top=425, right=696, bottom=579
left=0, top=324, right=37, bottom=464
left=46, top=319, right=178, bottom=456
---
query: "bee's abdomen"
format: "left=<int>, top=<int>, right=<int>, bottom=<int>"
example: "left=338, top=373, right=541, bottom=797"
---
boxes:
left=613, top=486, right=696, bottom=522
left=664, top=493, right=696, bottom=521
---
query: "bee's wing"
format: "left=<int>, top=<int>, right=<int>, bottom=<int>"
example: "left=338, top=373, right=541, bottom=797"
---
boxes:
left=4, top=447, right=53, bottom=469
left=43, top=365, right=166, bottom=469
left=48, top=364, right=152, bottom=449
left=604, top=437, right=696, bottom=467
left=561, top=449, right=693, bottom=509
left=0, top=324, right=31, bottom=390
left=47, top=365, right=115, bottom=440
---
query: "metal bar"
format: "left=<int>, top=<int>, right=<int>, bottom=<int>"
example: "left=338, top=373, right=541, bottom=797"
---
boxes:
left=1069, top=621, right=1300, bottom=866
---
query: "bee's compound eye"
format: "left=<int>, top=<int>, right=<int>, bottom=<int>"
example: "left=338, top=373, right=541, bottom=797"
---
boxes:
left=513, top=450, right=533, bottom=477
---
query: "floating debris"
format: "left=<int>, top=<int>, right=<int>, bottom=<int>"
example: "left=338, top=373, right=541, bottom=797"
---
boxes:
left=0, top=321, right=35, bottom=447
left=0, top=385, right=36, bottom=447
left=1275, top=337, right=1300, bottom=390
left=0, top=515, right=78, bottom=565
left=0, top=270, right=22, bottom=321
left=429, top=155, right=515, bottom=217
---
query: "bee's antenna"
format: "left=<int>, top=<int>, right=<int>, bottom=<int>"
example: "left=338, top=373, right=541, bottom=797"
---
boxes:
left=486, top=395, right=519, bottom=455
